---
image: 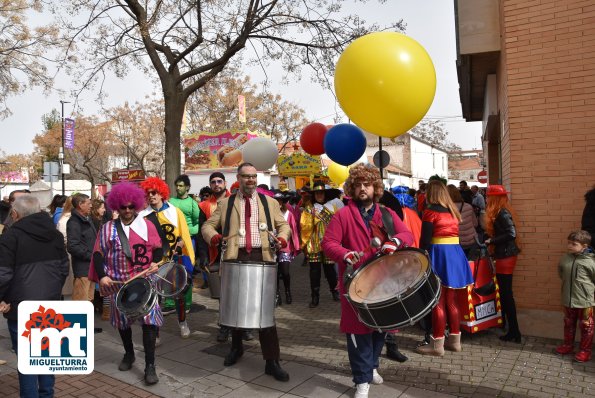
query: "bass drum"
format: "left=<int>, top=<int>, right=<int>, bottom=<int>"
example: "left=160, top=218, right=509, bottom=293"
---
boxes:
left=346, top=248, right=440, bottom=330
left=219, top=261, right=277, bottom=329
left=115, top=278, right=158, bottom=320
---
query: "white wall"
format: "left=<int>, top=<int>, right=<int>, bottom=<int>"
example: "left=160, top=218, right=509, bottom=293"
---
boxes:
left=410, top=139, right=448, bottom=182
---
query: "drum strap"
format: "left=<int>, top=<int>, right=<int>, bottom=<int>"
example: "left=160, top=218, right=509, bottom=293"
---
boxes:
left=115, top=219, right=132, bottom=260
left=223, top=193, right=273, bottom=238
left=379, top=206, right=395, bottom=237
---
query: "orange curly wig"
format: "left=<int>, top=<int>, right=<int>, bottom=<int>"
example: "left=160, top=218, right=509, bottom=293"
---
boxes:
left=344, top=163, right=384, bottom=203
left=140, top=177, right=170, bottom=200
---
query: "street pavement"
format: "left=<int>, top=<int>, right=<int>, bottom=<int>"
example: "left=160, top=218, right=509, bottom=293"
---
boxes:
left=1, top=262, right=594, bottom=397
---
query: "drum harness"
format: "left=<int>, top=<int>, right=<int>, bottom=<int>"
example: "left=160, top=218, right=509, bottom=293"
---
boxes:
left=220, top=193, right=277, bottom=259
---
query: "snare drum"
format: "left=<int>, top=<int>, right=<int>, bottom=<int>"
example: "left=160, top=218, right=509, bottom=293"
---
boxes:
left=153, top=261, right=188, bottom=297
left=346, top=248, right=440, bottom=330
left=115, top=278, right=158, bottom=320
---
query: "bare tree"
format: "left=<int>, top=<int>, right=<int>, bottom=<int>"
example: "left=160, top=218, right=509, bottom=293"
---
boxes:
left=409, top=120, right=461, bottom=153
left=104, top=99, right=166, bottom=177
left=55, top=0, right=403, bottom=186
left=0, top=0, right=63, bottom=118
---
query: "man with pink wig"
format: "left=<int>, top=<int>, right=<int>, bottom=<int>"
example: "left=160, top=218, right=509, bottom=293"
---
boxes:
left=89, top=182, right=164, bottom=385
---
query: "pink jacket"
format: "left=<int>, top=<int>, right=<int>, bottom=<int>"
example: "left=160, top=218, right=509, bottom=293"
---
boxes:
left=280, top=209, right=300, bottom=256
left=322, top=201, right=414, bottom=334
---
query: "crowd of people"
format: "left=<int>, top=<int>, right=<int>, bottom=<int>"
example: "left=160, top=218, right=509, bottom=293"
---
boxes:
left=0, top=168, right=593, bottom=398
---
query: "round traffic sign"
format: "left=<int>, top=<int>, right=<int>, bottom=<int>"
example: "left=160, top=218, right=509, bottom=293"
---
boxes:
left=477, top=170, right=488, bottom=184
left=373, top=150, right=390, bottom=168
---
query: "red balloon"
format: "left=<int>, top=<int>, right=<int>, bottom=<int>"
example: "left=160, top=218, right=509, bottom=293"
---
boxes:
left=300, top=123, right=328, bottom=155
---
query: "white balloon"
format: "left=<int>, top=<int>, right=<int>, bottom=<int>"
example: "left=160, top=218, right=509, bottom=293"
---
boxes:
left=241, top=137, right=279, bottom=171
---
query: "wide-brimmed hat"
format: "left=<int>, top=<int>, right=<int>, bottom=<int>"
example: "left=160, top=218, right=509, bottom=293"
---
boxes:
left=486, top=185, right=510, bottom=196
left=273, top=190, right=292, bottom=201
left=311, top=181, right=341, bottom=197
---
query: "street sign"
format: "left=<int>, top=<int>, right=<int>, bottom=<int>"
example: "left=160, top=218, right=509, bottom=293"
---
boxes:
left=477, top=170, right=488, bottom=184
left=43, top=161, right=60, bottom=182
left=373, top=150, right=390, bottom=168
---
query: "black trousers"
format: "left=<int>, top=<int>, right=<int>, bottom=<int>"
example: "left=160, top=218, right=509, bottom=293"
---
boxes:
left=496, top=273, right=520, bottom=335
left=227, top=248, right=281, bottom=360
left=309, top=261, right=337, bottom=292
left=118, top=324, right=158, bottom=365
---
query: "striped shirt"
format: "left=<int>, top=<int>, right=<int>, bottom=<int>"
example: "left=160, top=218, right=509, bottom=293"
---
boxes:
left=238, top=191, right=262, bottom=249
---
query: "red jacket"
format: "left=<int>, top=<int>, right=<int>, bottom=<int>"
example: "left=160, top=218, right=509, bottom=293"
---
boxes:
left=322, top=201, right=414, bottom=334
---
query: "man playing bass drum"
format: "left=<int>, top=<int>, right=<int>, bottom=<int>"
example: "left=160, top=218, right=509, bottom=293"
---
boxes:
left=322, top=164, right=413, bottom=398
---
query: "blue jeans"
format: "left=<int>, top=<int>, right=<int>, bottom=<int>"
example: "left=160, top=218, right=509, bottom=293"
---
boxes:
left=7, top=319, right=55, bottom=398
left=345, top=331, right=386, bottom=384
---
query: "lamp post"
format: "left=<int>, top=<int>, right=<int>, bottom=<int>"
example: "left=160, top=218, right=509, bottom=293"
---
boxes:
left=60, top=100, right=70, bottom=196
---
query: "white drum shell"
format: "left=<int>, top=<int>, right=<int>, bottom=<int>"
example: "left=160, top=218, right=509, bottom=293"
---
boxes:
left=219, top=261, right=277, bottom=329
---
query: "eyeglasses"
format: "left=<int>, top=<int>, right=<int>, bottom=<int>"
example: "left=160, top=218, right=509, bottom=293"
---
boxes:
left=210, top=179, right=224, bottom=185
left=147, top=191, right=158, bottom=196
left=120, top=204, right=135, bottom=210
left=239, top=174, right=257, bottom=179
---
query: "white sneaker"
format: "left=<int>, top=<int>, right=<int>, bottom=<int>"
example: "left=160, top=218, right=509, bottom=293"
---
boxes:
left=354, top=382, right=370, bottom=398
left=155, top=336, right=161, bottom=347
left=179, top=321, right=190, bottom=338
left=371, top=368, right=383, bottom=385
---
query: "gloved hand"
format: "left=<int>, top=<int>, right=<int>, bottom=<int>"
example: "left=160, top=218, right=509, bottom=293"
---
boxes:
left=380, top=241, right=398, bottom=255
left=276, top=237, right=288, bottom=249
left=210, top=234, right=223, bottom=247
left=343, top=251, right=361, bottom=266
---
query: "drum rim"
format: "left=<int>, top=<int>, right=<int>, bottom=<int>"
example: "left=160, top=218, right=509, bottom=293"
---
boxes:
left=116, top=278, right=156, bottom=317
left=346, top=248, right=431, bottom=304
left=222, top=260, right=277, bottom=266
left=154, top=262, right=188, bottom=298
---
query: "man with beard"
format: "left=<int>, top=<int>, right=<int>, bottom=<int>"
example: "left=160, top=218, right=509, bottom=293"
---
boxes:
left=138, top=177, right=195, bottom=339
left=202, top=163, right=291, bottom=381
left=90, top=182, right=163, bottom=385
left=322, top=164, right=414, bottom=398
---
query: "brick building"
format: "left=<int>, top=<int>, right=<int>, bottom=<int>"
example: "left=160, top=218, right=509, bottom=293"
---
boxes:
left=455, top=0, right=595, bottom=336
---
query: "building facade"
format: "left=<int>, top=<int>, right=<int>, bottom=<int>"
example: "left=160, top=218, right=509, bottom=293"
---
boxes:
left=455, top=0, right=595, bottom=335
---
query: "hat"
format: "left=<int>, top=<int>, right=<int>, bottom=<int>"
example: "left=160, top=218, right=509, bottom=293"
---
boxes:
left=273, top=190, right=292, bottom=201
left=486, top=185, right=509, bottom=196
left=311, top=181, right=341, bottom=196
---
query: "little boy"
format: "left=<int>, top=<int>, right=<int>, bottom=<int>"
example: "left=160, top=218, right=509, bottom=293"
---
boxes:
left=555, top=230, right=595, bottom=362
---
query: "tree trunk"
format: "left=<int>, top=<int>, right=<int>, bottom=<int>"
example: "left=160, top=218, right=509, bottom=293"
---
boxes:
left=163, top=88, right=186, bottom=189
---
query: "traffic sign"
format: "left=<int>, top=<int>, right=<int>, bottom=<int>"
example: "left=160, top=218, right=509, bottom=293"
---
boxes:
left=477, top=170, right=488, bottom=184
left=373, top=150, right=390, bottom=168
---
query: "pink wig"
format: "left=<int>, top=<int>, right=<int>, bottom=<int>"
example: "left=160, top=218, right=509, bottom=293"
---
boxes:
left=107, top=182, right=146, bottom=211
left=140, top=177, right=170, bottom=200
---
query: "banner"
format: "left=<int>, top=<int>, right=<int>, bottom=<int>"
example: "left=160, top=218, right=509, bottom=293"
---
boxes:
left=238, top=95, right=246, bottom=124
left=183, top=130, right=259, bottom=171
left=111, top=169, right=145, bottom=183
left=277, top=153, right=322, bottom=177
left=0, top=170, right=29, bottom=184
left=64, top=118, right=75, bottom=149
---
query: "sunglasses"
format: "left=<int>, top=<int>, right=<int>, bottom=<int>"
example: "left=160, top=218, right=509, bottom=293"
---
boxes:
left=147, top=191, right=158, bottom=196
left=120, top=204, right=135, bottom=210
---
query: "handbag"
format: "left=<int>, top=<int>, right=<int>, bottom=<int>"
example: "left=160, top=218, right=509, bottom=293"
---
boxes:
left=472, top=244, right=496, bottom=296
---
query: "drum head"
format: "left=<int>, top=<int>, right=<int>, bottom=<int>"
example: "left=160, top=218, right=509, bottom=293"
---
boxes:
left=348, top=249, right=430, bottom=304
left=154, top=261, right=188, bottom=297
left=117, top=278, right=152, bottom=312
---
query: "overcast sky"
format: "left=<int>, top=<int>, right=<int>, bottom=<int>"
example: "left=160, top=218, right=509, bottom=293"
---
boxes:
left=0, top=0, right=482, bottom=156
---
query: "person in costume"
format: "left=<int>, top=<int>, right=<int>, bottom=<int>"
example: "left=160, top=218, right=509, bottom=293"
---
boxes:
left=484, top=184, right=522, bottom=343
left=321, top=164, right=414, bottom=398
left=201, top=163, right=291, bottom=381
left=138, top=177, right=195, bottom=339
left=90, top=182, right=163, bottom=385
left=273, top=191, right=300, bottom=306
left=416, top=180, right=474, bottom=357
left=300, top=181, right=344, bottom=308
left=169, top=174, right=201, bottom=312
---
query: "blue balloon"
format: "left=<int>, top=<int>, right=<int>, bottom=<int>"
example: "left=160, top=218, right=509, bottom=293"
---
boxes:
left=324, top=124, right=367, bottom=166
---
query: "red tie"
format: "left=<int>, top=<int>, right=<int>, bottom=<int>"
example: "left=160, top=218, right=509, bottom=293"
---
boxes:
left=244, top=195, right=252, bottom=253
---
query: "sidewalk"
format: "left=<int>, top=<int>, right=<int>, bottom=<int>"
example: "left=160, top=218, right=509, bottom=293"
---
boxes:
left=1, top=264, right=594, bottom=397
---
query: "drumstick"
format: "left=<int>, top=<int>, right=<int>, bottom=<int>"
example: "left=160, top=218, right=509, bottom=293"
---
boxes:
left=358, top=237, right=382, bottom=257
left=267, top=231, right=280, bottom=244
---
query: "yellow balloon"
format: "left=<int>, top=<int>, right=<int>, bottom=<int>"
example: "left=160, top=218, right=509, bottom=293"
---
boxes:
left=334, top=32, right=436, bottom=138
left=327, top=161, right=350, bottom=186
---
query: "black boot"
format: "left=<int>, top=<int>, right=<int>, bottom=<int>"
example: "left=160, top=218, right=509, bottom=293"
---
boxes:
left=285, top=288, right=292, bottom=304
left=386, top=342, right=408, bottom=362
left=332, top=290, right=340, bottom=302
left=118, top=352, right=135, bottom=371
left=144, top=364, right=159, bottom=385
left=309, top=288, right=320, bottom=308
left=217, top=326, right=230, bottom=342
left=224, top=347, right=244, bottom=366
left=265, top=360, right=289, bottom=382
left=118, top=328, right=135, bottom=371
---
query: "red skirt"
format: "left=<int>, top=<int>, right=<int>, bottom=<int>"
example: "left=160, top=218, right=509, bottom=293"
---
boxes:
left=495, top=256, right=517, bottom=274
